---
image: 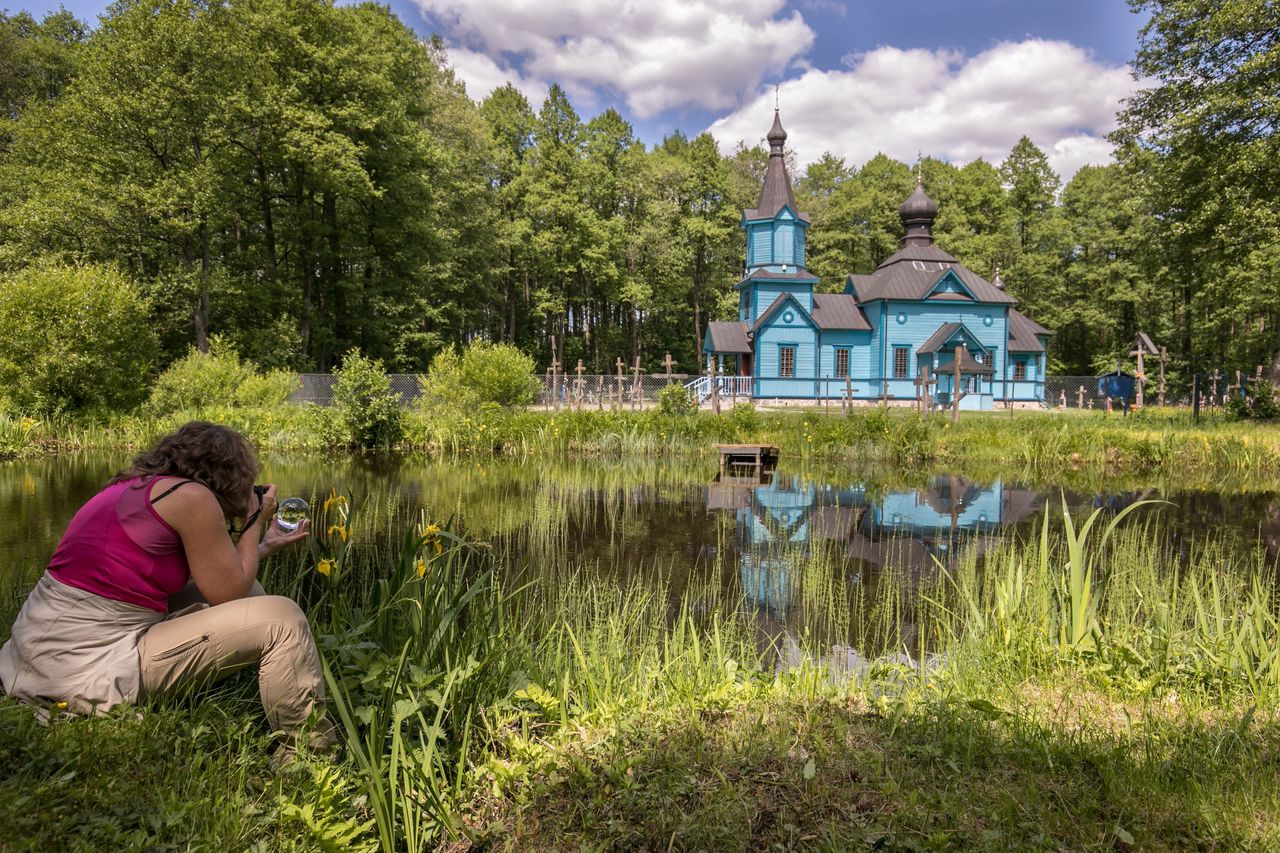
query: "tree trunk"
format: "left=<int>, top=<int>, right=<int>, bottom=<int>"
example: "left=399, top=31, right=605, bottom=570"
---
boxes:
left=255, top=133, right=278, bottom=281
left=195, top=215, right=210, bottom=353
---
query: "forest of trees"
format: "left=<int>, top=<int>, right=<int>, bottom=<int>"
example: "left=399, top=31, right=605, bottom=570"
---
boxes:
left=0, top=0, right=1275, bottom=384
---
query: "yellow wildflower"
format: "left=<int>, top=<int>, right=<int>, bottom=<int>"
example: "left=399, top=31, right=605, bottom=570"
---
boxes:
left=433, top=539, right=443, bottom=555
left=317, top=559, right=334, bottom=577
left=415, top=559, right=427, bottom=578
left=420, top=522, right=441, bottom=537
left=323, top=490, right=348, bottom=514
left=54, top=701, right=68, bottom=710
left=327, top=524, right=348, bottom=542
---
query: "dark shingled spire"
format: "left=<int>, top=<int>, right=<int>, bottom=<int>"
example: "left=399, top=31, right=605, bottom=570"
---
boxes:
left=754, top=109, right=797, bottom=219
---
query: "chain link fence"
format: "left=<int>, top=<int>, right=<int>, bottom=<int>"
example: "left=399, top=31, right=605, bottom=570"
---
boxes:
left=1045, top=371, right=1274, bottom=410
left=294, top=373, right=692, bottom=407
left=294, top=374, right=422, bottom=405
left=295, top=371, right=1271, bottom=410
left=535, top=374, right=693, bottom=407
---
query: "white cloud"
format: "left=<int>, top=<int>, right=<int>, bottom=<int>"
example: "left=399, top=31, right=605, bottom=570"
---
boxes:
left=413, top=0, right=815, bottom=118
left=445, top=45, right=548, bottom=108
left=708, top=40, right=1138, bottom=180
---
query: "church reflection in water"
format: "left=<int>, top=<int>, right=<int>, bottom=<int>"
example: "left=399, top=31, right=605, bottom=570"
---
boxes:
left=706, top=471, right=1043, bottom=616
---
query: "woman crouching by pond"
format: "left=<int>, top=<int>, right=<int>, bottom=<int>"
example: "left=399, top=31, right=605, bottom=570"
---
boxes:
left=0, top=421, right=332, bottom=749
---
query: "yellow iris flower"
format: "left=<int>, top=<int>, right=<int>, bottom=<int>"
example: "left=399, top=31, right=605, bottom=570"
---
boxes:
left=317, top=559, right=334, bottom=577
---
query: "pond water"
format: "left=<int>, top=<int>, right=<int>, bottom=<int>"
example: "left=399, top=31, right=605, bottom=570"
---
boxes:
left=3, top=453, right=1279, bottom=653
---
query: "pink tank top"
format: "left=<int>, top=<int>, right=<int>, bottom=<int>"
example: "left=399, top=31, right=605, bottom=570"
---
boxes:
left=47, top=476, right=191, bottom=612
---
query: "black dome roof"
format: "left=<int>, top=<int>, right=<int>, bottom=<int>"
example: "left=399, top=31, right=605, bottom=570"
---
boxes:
left=767, top=110, right=787, bottom=146
left=899, top=183, right=939, bottom=221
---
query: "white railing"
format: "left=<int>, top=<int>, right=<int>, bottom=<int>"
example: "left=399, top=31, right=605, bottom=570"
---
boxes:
left=685, top=375, right=753, bottom=402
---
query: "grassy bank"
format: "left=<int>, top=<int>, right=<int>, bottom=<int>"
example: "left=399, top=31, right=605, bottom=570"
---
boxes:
left=3, top=501, right=1280, bottom=850
left=5, top=403, right=1280, bottom=482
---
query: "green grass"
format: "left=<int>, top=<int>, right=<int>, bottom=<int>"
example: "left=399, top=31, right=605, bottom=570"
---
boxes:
left=9, top=402, right=1280, bottom=485
left=3, top=496, right=1280, bottom=850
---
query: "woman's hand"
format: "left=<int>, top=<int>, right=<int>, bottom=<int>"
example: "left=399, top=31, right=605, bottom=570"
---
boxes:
left=261, top=517, right=310, bottom=557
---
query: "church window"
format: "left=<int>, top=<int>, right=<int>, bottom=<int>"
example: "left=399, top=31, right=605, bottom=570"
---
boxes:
left=893, top=346, right=909, bottom=379
left=779, top=346, right=796, bottom=378
left=834, top=348, right=850, bottom=378
left=1014, top=360, right=1027, bottom=381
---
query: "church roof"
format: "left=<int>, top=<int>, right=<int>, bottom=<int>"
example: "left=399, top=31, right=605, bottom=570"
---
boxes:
left=735, top=267, right=820, bottom=289
left=939, top=348, right=995, bottom=375
left=847, top=263, right=1016, bottom=305
left=1007, top=309, right=1053, bottom=353
left=877, top=243, right=958, bottom=268
left=743, top=110, right=810, bottom=223
left=917, top=322, right=967, bottom=354
left=705, top=321, right=752, bottom=353
left=810, top=293, right=871, bottom=331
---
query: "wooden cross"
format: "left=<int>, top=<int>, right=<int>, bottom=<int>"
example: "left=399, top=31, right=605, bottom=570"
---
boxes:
left=709, top=355, right=720, bottom=415
left=630, top=355, right=645, bottom=409
left=549, top=337, right=562, bottom=412
left=614, top=357, right=625, bottom=408
left=1077, top=385, right=1085, bottom=408
left=1059, top=389, right=1067, bottom=408
left=572, top=359, right=587, bottom=409
left=1129, top=336, right=1146, bottom=409
left=1158, top=346, right=1167, bottom=406
left=660, top=352, right=677, bottom=378
left=1211, top=369, right=1222, bottom=403
left=951, top=351, right=964, bottom=423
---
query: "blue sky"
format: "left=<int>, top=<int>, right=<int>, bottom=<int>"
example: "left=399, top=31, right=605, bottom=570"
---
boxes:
left=12, top=0, right=1147, bottom=178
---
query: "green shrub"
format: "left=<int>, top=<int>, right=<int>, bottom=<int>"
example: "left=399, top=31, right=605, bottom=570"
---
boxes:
left=421, top=341, right=539, bottom=410
left=332, top=349, right=403, bottom=449
left=722, top=402, right=761, bottom=438
left=0, top=263, right=156, bottom=415
left=1227, top=380, right=1280, bottom=421
left=233, top=369, right=297, bottom=408
left=656, top=382, right=697, bottom=417
left=147, top=337, right=297, bottom=414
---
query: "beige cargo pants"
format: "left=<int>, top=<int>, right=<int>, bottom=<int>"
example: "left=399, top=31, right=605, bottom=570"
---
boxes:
left=136, top=582, right=333, bottom=744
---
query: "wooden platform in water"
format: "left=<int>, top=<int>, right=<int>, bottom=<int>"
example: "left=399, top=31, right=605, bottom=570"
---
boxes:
left=714, top=443, right=779, bottom=474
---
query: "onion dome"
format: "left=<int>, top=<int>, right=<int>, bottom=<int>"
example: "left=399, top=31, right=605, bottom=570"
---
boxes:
left=767, top=109, right=787, bottom=150
left=898, top=179, right=939, bottom=247
left=899, top=183, right=939, bottom=223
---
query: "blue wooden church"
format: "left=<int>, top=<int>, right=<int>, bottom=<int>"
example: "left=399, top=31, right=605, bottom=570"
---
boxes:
left=703, top=111, right=1051, bottom=408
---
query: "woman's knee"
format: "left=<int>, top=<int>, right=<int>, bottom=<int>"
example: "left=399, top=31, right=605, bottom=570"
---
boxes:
left=252, top=595, right=311, bottom=635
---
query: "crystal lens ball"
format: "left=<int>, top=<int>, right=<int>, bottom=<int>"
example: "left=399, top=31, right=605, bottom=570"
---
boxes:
left=275, top=497, right=309, bottom=531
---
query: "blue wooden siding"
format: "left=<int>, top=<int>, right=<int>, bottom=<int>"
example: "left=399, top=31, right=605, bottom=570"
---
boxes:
left=752, top=284, right=813, bottom=322
left=796, top=228, right=806, bottom=267
left=750, top=226, right=770, bottom=267
left=773, top=223, right=794, bottom=267
left=875, top=481, right=1003, bottom=532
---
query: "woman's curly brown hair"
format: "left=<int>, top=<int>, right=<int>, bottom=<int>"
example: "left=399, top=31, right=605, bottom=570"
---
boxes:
left=110, top=421, right=259, bottom=517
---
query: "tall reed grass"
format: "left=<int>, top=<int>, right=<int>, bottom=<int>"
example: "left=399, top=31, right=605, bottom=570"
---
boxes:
left=257, top=488, right=1280, bottom=850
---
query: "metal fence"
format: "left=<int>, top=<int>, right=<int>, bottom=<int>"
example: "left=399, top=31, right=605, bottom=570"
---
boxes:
left=536, top=374, right=692, bottom=407
left=294, top=373, right=692, bottom=407
left=294, top=373, right=422, bottom=405
left=295, top=371, right=1270, bottom=410
left=1044, top=372, right=1271, bottom=410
